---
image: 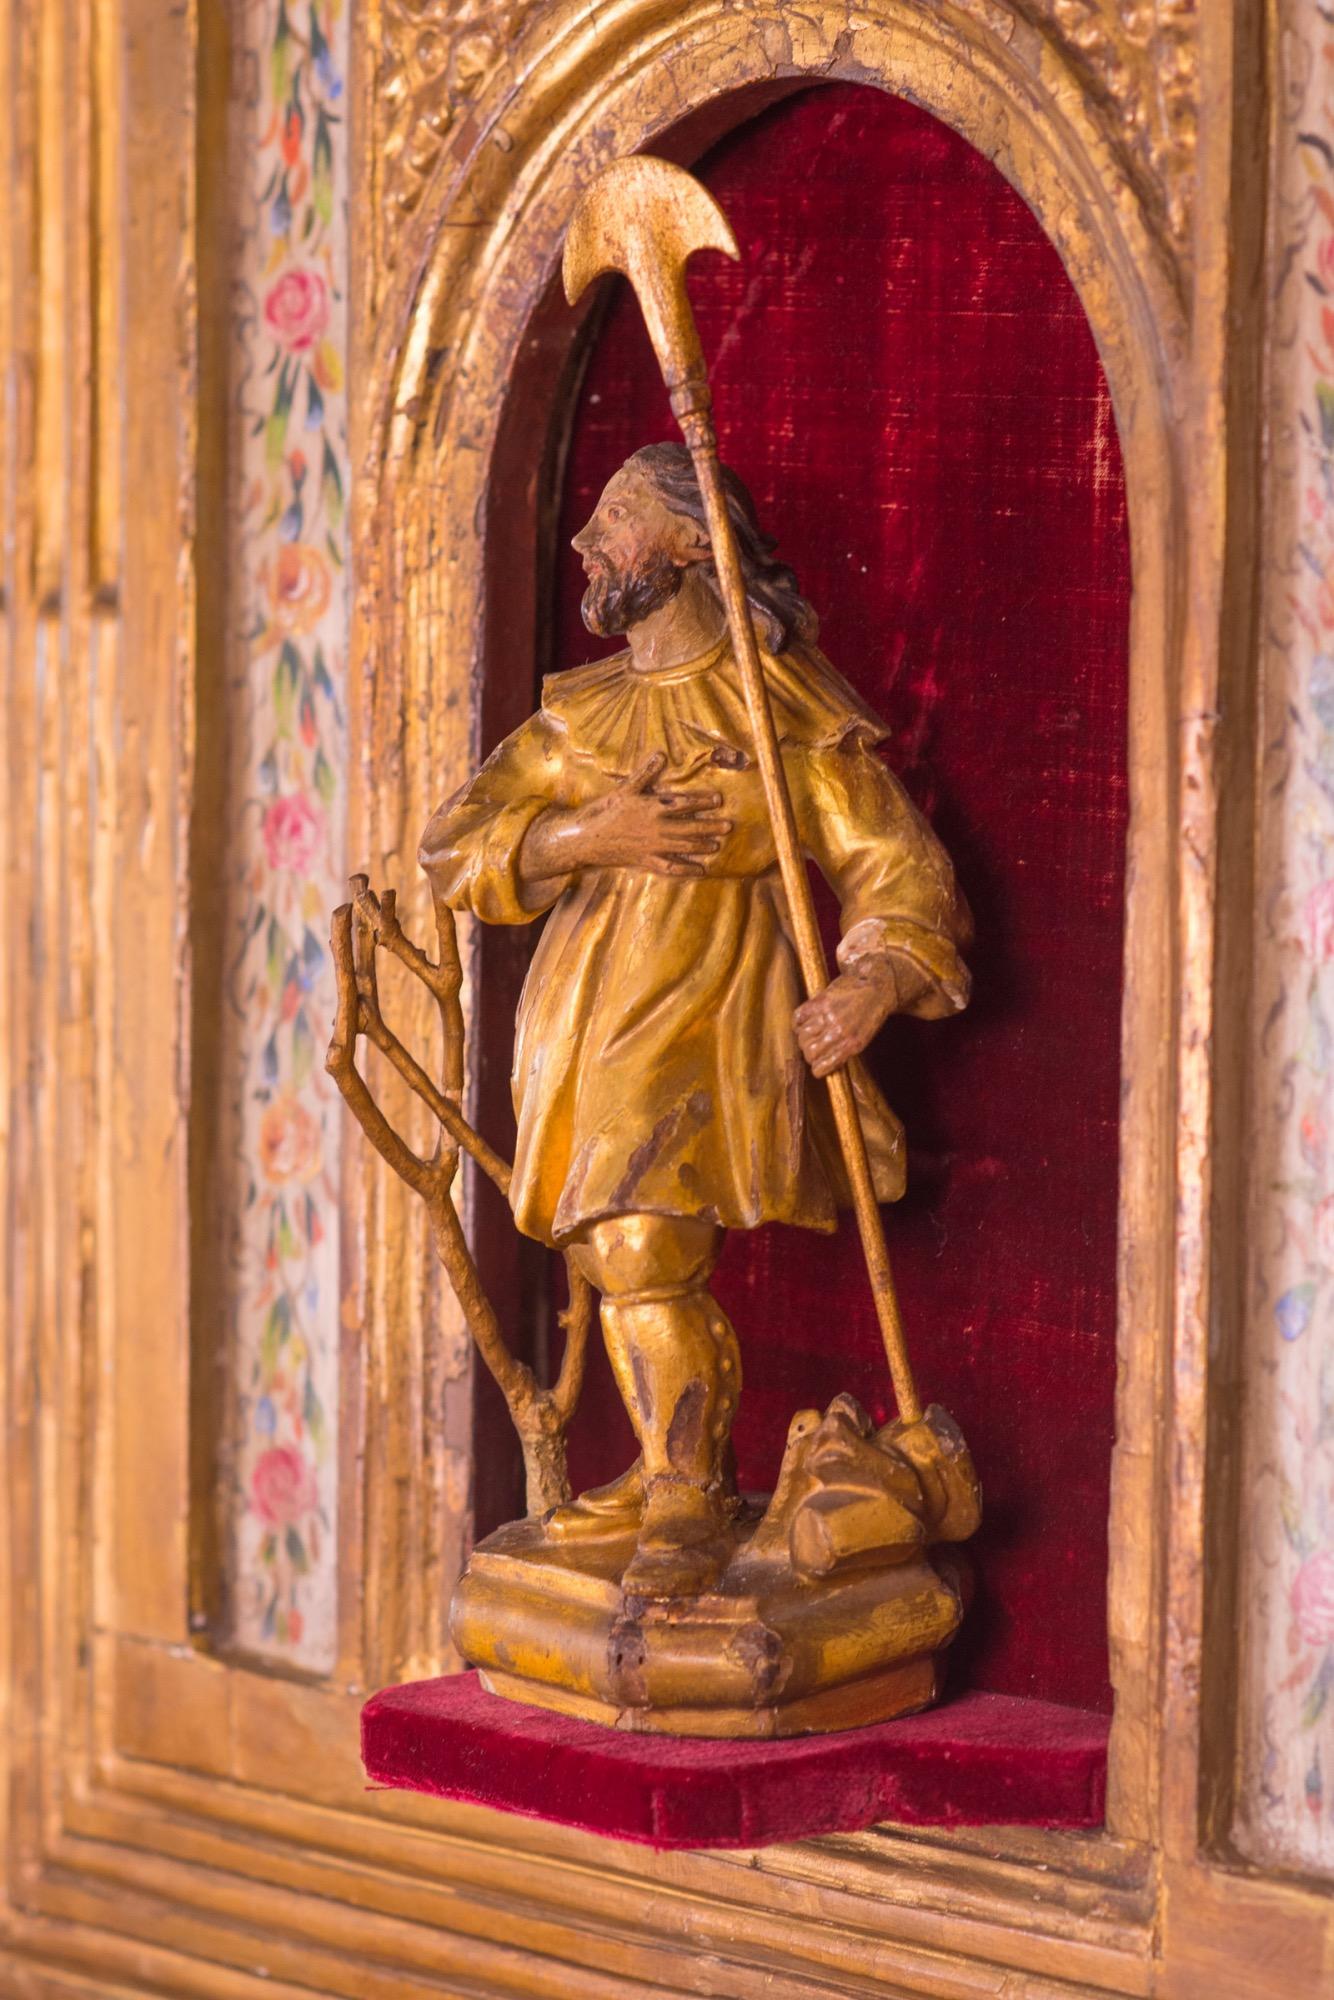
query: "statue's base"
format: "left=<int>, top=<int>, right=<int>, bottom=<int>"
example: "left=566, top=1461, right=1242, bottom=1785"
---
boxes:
left=361, top=1670, right=1111, bottom=1847
left=449, top=1510, right=965, bottom=1738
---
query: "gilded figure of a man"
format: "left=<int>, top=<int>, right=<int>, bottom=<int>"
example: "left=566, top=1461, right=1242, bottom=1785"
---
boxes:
left=421, top=444, right=971, bottom=1598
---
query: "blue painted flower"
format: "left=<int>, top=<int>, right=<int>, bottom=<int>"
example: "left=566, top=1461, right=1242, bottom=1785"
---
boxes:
left=310, top=12, right=342, bottom=100
left=1277, top=1284, right=1317, bottom=1342
left=316, top=49, right=342, bottom=101
left=255, top=1395, right=278, bottom=1435
left=301, top=926, right=323, bottom=985
left=1312, top=652, right=1334, bottom=732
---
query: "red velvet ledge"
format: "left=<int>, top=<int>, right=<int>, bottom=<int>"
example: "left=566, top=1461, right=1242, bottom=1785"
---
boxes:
left=361, top=1672, right=1109, bottom=1850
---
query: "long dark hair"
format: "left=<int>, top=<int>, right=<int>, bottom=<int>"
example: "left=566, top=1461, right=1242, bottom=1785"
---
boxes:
left=629, top=443, right=819, bottom=652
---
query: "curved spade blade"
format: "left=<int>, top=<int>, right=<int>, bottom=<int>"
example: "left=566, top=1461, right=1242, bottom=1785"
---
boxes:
left=562, top=155, right=738, bottom=390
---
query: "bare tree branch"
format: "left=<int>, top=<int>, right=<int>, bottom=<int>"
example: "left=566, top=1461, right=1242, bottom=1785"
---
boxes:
left=328, top=904, right=438, bottom=1201
left=346, top=878, right=510, bottom=1195
left=326, top=880, right=590, bottom=1516
left=553, top=1267, right=594, bottom=1423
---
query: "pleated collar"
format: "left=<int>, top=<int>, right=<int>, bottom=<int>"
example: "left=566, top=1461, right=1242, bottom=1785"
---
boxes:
left=541, top=639, right=887, bottom=778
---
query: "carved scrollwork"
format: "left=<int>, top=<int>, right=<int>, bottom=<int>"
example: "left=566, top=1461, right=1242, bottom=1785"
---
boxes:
left=376, top=0, right=538, bottom=238
left=1010, top=0, right=1196, bottom=247
left=373, top=0, right=1198, bottom=284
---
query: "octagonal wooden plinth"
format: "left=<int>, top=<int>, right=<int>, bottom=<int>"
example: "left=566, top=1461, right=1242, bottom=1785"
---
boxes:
left=448, top=1512, right=966, bottom=1738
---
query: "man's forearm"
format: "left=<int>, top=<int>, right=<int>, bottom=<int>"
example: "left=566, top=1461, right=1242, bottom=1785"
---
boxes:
left=836, top=932, right=930, bottom=1016
left=517, top=805, right=584, bottom=888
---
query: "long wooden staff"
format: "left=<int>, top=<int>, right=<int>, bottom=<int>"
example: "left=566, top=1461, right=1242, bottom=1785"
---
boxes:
left=564, top=156, right=923, bottom=1425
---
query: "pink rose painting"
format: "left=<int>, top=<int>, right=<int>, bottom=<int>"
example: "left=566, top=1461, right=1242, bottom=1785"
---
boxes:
left=1303, top=877, right=1334, bottom=960
left=262, top=791, right=324, bottom=873
left=1316, top=1194, right=1334, bottom=1268
left=259, top=1093, right=323, bottom=1184
left=251, top=1444, right=318, bottom=1529
left=263, top=266, right=330, bottom=352
left=1291, top=1550, right=1334, bottom=1648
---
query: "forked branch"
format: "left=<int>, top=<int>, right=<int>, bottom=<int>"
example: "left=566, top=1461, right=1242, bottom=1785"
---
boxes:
left=326, top=878, right=591, bottom=1514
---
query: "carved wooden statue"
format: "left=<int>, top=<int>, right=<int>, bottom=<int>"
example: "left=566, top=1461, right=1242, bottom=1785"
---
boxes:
left=330, top=159, right=981, bottom=1735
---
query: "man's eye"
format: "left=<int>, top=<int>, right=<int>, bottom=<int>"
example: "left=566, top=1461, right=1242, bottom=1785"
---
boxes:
left=606, top=506, right=623, bottom=522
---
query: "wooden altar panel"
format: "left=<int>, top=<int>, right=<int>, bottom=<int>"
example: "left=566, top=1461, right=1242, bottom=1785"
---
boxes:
left=0, top=0, right=1329, bottom=1993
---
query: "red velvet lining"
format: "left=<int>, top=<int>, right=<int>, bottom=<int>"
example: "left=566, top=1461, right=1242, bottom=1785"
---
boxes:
left=550, top=84, right=1129, bottom=1715
left=362, top=1673, right=1109, bottom=1849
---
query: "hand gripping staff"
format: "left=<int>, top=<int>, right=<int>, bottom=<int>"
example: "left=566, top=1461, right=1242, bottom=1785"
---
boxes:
left=563, top=155, right=924, bottom=1425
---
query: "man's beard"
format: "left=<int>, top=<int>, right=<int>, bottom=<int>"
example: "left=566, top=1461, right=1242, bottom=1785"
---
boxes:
left=581, top=552, right=682, bottom=637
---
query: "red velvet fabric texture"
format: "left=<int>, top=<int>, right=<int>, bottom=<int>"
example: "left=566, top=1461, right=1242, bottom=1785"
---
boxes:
left=546, top=85, right=1130, bottom=1715
left=362, top=1674, right=1109, bottom=1849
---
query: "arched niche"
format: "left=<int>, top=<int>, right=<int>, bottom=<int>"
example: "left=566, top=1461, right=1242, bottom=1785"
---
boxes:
left=356, top=0, right=1186, bottom=1841
left=550, top=79, right=1130, bottom=1721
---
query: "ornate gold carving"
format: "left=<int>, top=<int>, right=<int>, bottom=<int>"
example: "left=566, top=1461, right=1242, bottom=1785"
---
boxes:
left=1008, top=0, right=1196, bottom=246
left=374, top=1, right=1197, bottom=277
left=376, top=0, right=536, bottom=236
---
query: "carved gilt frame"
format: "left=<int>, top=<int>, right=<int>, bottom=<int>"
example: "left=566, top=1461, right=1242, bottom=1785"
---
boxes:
left=360, top=0, right=1191, bottom=1836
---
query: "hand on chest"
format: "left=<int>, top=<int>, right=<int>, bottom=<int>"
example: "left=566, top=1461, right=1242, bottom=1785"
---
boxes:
left=566, top=738, right=783, bottom=878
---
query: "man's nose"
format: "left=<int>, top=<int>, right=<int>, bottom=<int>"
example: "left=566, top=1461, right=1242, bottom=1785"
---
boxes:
left=571, top=520, right=596, bottom=553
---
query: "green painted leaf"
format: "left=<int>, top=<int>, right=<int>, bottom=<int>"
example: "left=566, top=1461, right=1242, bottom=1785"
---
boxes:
left=260, top=1293, right=292, bottom=1377
left=265, top=360, right=297, bottom=470
left=274, top=641, right=300, bottom=737
left=320, top=435, right=343, bottom=533
left=264, top=409, right=289, bottom=471
left=312, top=110, right=334, bottom=227
left=270, top=0, right=292, bottom=107
left=291, top=1011, right=313, bottom=1089
left=1301, top=1666, right=1332, bottom=1731
left=1317, top=380, right=1334, bottom=452
left=266, top=915, right=285, bottom=994
left=277, top=1203, right=300, bottom=1262
left=306, top=1384, right=326, bottom=1459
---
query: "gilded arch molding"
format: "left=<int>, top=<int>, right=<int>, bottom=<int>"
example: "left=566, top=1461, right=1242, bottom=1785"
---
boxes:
left=370, top=0, right=1188, bottom=464
left=352, top=0, right=1194, bottom=1836
left=370, top=0, right=1197, bottom=283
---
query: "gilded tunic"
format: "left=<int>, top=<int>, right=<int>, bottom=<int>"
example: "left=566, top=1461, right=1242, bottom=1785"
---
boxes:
left=420, top=638, right=971, bottom=1248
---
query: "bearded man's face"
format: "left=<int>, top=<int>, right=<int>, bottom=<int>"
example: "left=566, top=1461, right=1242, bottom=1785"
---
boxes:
left=572, top=465, right=689, bottom=637
left=580, top=549, right=681, bottom=636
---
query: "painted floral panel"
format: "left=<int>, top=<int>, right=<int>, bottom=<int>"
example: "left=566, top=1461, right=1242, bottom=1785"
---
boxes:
left=1240, top=0, right=1334, bottom=1874
left=225, top=0, right=348, bottom=1671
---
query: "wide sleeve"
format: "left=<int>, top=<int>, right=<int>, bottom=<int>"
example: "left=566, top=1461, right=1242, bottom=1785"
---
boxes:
left=794, top=734, right=972, bottom=1019
left=418, top=712, right=569, bottom=925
